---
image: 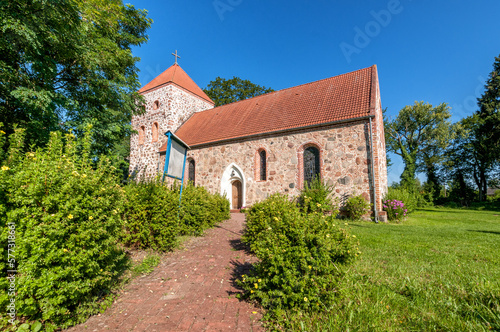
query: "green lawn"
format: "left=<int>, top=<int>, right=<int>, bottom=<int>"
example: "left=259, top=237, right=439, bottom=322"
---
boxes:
left=270, top=207, right=500, bottom=331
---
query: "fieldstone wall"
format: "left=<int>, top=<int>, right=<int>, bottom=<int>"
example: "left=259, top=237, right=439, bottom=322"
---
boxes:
left=159, top=120, right=388, bottom=212
left=129, top=84, right=214, bottom=178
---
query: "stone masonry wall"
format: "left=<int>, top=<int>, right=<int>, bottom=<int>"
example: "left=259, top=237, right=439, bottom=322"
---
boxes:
left=129, top=84, right=214, bottom=178
left=159, top=120, right=385, bottom=211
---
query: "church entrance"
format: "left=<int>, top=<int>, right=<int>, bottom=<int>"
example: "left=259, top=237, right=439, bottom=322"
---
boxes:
left=232, top=180, right=242, bottom=209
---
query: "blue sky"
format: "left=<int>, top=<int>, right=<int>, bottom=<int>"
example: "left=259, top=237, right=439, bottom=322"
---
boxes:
left=128, top=0, right=500, bottom=184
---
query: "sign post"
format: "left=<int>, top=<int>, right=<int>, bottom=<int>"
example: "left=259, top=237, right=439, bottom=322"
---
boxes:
left=162, top=131, right=190, bottom=208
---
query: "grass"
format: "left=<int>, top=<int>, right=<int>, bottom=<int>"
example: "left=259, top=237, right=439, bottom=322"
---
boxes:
left=267, top=207, right=500, bottom=331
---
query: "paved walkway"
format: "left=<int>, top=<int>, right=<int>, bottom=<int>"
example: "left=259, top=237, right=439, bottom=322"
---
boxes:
left=68, top=213, right=263, bottom=332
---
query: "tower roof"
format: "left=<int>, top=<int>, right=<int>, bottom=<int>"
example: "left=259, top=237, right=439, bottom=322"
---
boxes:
left=167, top=65, right=379, bottom=148
left=138, top=64, right=213, bottom=104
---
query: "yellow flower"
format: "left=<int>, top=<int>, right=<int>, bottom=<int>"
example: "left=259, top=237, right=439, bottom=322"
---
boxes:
left=254, top=283, right=258, bottom=289
left=68, top=214, right=74, bottom=219
left=258, top=279, right=261, bottom=283
left=82, top=174, right=87, bottom=178
left=304, top=297, right=308, bottom=302
left=326, top=234, right=330, bottom=238
left=63, top=249, right=68, bottom=252
left=344, top=222, right=349, bottom=226
left=1, top=166, right=10, bottom=171
left=273, top=217, right=279, bottom=221
left=89, top=216, right=93, bottom=220
left=352, top=235, right=356, bottom=238
left=27, top=152, right=35, bottom=158
left=251, top=290, right=254, bottom=293
left=308, top=265, right=312, bottom=269
left=0, top=130, right=5, bottom=134
left=316, top=203, right=321, bottom=207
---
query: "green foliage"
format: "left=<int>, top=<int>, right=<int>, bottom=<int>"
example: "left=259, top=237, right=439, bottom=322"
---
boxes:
left=0, top=129, right=128, bottom=330
left=121, top=179, right=180, bottom=251
left=122, top=180, right=230, bottom=250
left=179, top=184, right=230, bottom=236
left=242, top=194, right=301, bottom=246
left=385, top=101, right=452, bottom=190
left=296, top=177, right=338, bottom=215
left=203, top=76, right=274, bottom=107
left=0, top=0, right=152, bottom=158
left=345, top=194, right=371, bottom=220
left=240, top=194, right=359, bottom=312
left=383, top=186, right=420, bottom=214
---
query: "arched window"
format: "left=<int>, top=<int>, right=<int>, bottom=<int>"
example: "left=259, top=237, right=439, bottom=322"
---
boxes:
left=152, top=122, right=159, bottom=142
left=259, top=150, right=267, bottom=181
left=153, top=100, right=159, bottom=110
left=303, top=146, right=320, bottom=186
left=188, top=159, right=195, bottom=185
left=138, top=126, right=145, bottom=145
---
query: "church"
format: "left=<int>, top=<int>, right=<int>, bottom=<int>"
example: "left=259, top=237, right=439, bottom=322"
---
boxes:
left=129, top=60, right=388, bottom=219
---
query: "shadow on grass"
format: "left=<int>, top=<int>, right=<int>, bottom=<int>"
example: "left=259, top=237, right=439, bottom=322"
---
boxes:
left=467, top=230, right=500, bottom=236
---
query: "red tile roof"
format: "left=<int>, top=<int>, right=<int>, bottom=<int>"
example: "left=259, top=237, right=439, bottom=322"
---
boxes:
left=164, top=65, right=378, bottom=149
left=138, top=64, right=214, bottom=104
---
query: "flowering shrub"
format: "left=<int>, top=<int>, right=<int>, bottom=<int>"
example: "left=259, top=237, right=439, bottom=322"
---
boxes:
left=0, top=129, right=127, bottom=331
left=296, top=177, right=337, bottom=215
left=383, top=199, right=408, bottom=222
left=240, top=194, right=359, bottom=311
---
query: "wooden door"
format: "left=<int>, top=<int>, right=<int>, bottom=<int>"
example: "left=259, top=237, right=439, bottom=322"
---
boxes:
left=232, top=180, right=242, bottom=209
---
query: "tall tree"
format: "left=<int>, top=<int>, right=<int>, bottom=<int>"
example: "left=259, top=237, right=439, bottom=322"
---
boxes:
left=385, top=101, right=452, bottom=190
left=203, top=76, right=274, bottom=107
left=0, top=0, right=152, bottom=156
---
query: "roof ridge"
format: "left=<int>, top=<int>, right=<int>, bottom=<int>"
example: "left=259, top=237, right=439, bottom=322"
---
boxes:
left=208, top=65, right=374, bottom=111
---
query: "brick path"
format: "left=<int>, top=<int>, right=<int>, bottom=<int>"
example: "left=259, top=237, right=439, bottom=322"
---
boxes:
left=67, top=213, right=264, bottom=332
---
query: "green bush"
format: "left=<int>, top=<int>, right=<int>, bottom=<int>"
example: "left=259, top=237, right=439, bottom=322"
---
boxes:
left=179, top=184, right=230, bottom=235
left=242, top=193, right=299, bottom=247
left=0, top=129, right=127, bottom=330
left=383, top=187, right=421, bottom=214
left=345, top=194, right=371, bottom=220
left=296, top=177, right=337, bottom=215
left=240, top=194, right=359, bottom=311
left=121, top=179, right=179, bottom=251
left=122, top=180, right=230, bottom=249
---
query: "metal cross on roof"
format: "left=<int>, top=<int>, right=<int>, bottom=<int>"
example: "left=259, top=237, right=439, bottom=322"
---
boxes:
left=172, top=50, right=181, bottom=65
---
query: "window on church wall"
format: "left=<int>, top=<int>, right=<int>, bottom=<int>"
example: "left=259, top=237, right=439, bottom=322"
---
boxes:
left=138, top=126, right=145, bottom=145
left=304, top=146, right=320, bottom=186
left=259, top=150, right=267, bottom=181
left=153, top=100, right=159, bottom=110
left=152, top=122, right=159, bottom=142
left=188, top=159, right=195, bottom=185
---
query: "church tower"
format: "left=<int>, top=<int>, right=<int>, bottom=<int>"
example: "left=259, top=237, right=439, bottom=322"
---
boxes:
left=129, top=63, right=214, bottom=178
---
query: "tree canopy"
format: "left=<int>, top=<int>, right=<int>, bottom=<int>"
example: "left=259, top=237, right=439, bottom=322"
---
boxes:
left=0, top=0, right=152, bottom=156
left=385, top=101, right=452, bottom=190
left=203, top=76, right=274, bottom=107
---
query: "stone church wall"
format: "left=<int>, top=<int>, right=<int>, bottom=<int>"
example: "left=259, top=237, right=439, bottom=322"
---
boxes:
left=129, top=84, right=213, bottom=178
left=160, top=120, right=384, bottom=211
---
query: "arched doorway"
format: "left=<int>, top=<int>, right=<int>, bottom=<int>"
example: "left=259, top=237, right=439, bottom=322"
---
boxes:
left=232, top=180, right=242, bottom=209
left=221, top=163, right=246, bottom=209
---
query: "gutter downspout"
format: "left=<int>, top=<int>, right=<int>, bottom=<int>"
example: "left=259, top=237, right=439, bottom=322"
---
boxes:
left=368, top=117, right=379, bottom=223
